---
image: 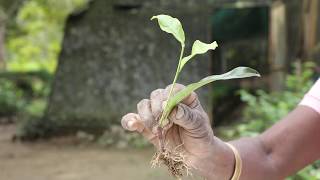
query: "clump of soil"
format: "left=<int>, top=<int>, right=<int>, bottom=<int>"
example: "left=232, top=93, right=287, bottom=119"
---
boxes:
left=151, top=145, right=191, bottom=179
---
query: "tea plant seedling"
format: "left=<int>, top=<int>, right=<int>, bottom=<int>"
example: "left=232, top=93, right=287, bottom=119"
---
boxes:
left=149, top=14, right=260, bottom=178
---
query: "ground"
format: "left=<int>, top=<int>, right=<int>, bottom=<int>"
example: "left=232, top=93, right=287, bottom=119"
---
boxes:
left=0, top=125, right=201, bottom=180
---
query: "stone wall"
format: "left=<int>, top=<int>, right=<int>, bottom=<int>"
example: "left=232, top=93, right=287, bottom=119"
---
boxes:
left=44, top=0, right=215, bottom=133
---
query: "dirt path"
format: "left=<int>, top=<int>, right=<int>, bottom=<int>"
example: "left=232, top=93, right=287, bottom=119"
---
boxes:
left=0, top=125, right=201, bottom=180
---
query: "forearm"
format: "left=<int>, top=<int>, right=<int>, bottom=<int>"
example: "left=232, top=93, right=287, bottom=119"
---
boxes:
left=258, top=106, right=320, bottom=178
left=230, top=79, right=320, bottom=179
left=231, top=106, right=320, bottom=180
left=202, top=136, right=278, bottom=180
left=203, top=106, right=320, bottom=180
left=230, top=136, right=280, bottom=180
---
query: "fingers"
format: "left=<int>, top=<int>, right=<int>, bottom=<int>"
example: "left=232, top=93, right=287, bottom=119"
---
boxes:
left=137, top=99, right=155, bottom=130
left=121, top=113, right=157, bottom=144
left=150, top=89, right=165, bottom=118
left=164, top=84, right=200, bottom=108
left=148, top=84, right=200, bottom=121
left=121, top=113, right=144, bottom=132
left=168, top=103, right=202, bottom=131
left=140, top=84, right=201, bottom=132
left=122, top=83, right=202, bottom=145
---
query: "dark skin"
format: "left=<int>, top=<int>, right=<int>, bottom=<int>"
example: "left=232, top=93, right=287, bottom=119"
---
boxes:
left=232, top=106, right=320, bottom=179
left=122, top=84, right=320, bottom=179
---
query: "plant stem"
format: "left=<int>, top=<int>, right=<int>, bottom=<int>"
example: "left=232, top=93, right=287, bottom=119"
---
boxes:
left=158, top=126, right=165, bottom=152
left=159, top=44, right=185, bottom=127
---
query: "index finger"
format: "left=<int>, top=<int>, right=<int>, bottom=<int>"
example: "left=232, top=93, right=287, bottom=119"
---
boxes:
left=164, top=83, right=199, bottom=108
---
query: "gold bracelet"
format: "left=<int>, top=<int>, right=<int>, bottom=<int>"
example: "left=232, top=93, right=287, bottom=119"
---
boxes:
left=226, top=143, right=243, bottom=180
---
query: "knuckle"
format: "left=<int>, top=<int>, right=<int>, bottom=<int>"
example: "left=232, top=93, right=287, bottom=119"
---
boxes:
left=165, top=84, right=173, bottom=90
left=137, top=99, right=149, bottom=109
left=192, top=92, right=198, bottom=99
left=173, top=84, right=185, bottom=93
left=150, top=89, right=163, bottom=99
left=187, top=112, right=202, bottom=129
left=144, top=119, right=155, bottom=130
left=174, top=83, right=185, bottom=89
left=187, top=92, right=200, bottom=107
left=184, top=108, right=193, bottom=121
left=164, top=84, right=186, bottom=99
left=165, top=83, right=185, bottom=91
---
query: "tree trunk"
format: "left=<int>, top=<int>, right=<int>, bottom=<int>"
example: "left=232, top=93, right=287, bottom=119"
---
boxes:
left=0, top=13, right=5, bottom=69
left=302, top=0, right=320, bottom=58
left=269, top=0, right=287, bottom=91
left=0, top=7, right=6, bottom=70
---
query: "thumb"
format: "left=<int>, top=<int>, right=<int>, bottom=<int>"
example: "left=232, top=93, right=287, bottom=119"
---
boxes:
left=121, top=113, right=158, bottom=146
left=121, top=113, right=145, bottom=133
left=169, top=103, right=201, bottom=130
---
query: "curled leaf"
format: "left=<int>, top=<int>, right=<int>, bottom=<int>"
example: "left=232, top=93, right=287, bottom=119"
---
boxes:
left=151, top=14, right=185, bottom=46
left=180, top=40, right=218, bottom=70
left=191, top=40, right=218, bottom=55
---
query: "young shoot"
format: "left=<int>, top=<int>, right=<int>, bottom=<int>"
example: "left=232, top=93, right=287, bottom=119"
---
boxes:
left=149, top=14, right=260, bottom=178
left=151, top=14, right=260, bottom=128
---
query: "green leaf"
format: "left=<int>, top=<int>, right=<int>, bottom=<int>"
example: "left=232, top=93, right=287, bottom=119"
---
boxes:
left=151, top=14, right=185, bottom=46
left=160, top=67, right=260, bottom=127
left=191, top=40, right=218, bottom=55
left=180, top=40, right=218, bottom=70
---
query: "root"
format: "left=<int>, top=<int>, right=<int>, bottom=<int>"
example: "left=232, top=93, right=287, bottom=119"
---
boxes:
left=151, top=145, right=191, bottom=178
left=152, top=119, right=191, bottom=179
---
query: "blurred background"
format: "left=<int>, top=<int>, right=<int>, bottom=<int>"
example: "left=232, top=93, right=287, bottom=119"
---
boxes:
left=0, top=0, right=319, bottom=179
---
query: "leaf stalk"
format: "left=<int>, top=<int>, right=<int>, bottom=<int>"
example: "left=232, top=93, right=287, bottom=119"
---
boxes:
left=159, top=44, right=185, bottom=127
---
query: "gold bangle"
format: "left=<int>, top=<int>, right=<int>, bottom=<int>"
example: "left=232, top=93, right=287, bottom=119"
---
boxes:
left=226, top=143, right=243, bottom=180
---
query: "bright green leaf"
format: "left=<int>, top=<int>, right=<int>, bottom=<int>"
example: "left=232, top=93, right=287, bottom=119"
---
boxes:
left=160, top=67, right=260, bottom=127
left=191, top=40, right=218, bottom=55
left=180, top=40, right=218, bottom=69
left=151, top=14, right=185, bottom=46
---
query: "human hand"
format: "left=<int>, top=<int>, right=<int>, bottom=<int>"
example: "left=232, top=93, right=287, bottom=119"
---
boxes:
left=121, top=84, right=234, bottom=179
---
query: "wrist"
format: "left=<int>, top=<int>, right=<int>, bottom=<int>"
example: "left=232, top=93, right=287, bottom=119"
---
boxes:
left=225, top=143, right=242, bottom=180
left=192, top=137, right=235, bottom=180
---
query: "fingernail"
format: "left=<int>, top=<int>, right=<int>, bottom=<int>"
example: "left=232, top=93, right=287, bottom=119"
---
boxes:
left=176, top=105, right=184, bottom=119
left=127, top=120, right=136, bottom=130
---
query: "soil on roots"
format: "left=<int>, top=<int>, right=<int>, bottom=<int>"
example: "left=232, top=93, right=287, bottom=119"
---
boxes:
left=153, top=116, right=191, bottom=179
left=151, top=147, right=191, bottom=179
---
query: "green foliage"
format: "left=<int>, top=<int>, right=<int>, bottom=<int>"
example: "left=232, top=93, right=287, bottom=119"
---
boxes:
left=1, top=0, right=88, bottom=136
left=0, top=79, right=25, bottom=116
left=151, top=15, right=185, bottom=46
left=228, top=62, right=319, bottom=179
left=287, top=161, right=320, bottom=180
left=180, top=40, right=218, bottom=70
left=0, top=72, right=51, bottom=118
left=235, top=62, right=314, bottom=137
left=6, top=0, right=88, bottom=73
left=164, top=67, right=260, bottom=126
left=151, top=14, right=260, bottom=127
